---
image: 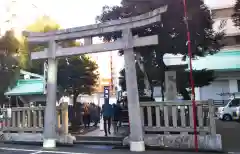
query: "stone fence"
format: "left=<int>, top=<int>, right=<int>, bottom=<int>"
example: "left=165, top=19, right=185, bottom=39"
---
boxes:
left=0, top=102, right=75, bottom=144
left=123, top=100, right=222, bottom=151
left=140, top=100, right=216, bottom=135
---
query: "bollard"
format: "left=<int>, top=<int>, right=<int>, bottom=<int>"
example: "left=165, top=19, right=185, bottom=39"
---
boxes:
left=62, top=102, right=69, bottom=135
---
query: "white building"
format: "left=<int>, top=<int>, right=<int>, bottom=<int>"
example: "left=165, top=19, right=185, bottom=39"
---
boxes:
left=165, top=0, right=240, bottom=101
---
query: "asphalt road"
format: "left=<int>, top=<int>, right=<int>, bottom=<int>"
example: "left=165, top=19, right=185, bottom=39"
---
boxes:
left=0, top=144, right=222, bottom=154
left=216, top=119, right=240, bottom=152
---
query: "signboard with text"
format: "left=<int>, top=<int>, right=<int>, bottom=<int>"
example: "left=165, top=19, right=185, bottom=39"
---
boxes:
left=104, top=86, right=110, bottom=104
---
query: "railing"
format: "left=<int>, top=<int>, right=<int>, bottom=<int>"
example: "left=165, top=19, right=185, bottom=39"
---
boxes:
left=0, top=102, right=68, bottom=134
left=213, top=100, right=228, bottom=107
left=140, top=100, right=216, bottom=135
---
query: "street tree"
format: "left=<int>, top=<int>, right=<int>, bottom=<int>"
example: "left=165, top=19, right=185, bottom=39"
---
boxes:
left=22, top=16, right=99, bottom=97
left=232, top=0, right=240, bottom=30
left=22, top=16, right=99, bottom=129
left=97, top=0, right=224, bottom=100
left=58, top=55, right=98, bottom=98
left=57, top=55, right=98, bottom=130
left=0, top=30, right=21, bottom=102
left=119, top=68, right=215, bottom=100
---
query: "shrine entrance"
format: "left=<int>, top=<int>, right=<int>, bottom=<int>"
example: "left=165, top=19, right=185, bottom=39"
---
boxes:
left=23, top=6, right=168, bottom=152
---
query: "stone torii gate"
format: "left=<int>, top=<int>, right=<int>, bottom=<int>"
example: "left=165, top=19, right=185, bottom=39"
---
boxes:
left=23, top=6, right=167, bottom=152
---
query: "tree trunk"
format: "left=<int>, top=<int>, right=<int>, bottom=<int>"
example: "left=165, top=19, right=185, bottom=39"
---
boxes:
left=161, top=81, right=165, bottom=101
left=180, top=88, right=191, bottom=100
left=158, top=55, right=166, bottom=102
left=136, top=52, right=151, bottom=97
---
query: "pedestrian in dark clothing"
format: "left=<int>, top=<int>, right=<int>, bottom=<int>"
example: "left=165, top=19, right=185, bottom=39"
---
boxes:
left=83, top=103, right=90, bottom=128
left=90, top=104, right=99, bottom=127
left=101, top=103, right=113, bottom=136
left=112, top=103, right=122, bottom=134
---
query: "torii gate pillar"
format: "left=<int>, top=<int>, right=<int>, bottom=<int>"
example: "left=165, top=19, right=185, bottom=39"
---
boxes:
left=123, top=29, right=145, bottom=151
left=43, top=40, right=58, bottom=148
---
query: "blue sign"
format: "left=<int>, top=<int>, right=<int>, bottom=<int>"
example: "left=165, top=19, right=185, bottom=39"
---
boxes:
left=104, top=86, right=110, bottom=104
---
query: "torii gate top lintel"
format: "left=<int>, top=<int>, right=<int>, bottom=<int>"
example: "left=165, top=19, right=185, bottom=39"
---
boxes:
left=23, top=6, right=167, bottom=43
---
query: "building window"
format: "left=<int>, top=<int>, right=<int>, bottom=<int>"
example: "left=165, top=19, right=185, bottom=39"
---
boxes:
left=237, top=80, right=240, bottom=92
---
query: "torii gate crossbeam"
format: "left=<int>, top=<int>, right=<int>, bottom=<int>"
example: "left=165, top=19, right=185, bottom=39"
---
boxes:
left=23, top=6, right=167, bottom=152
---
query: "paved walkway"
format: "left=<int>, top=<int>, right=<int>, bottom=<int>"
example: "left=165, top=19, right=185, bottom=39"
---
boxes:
left=82, top=126, right=128, bottom=137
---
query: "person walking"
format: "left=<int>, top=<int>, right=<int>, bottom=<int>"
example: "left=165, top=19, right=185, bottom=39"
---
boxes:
left=91, top=104, right=99, bottom=127
left=101, top=102, right=113, bottom=136
left=112, top=103, right=122, bottom=135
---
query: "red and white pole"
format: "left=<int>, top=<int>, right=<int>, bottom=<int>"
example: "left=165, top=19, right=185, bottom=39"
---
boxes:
left=182, top=0, right=198, bottom=152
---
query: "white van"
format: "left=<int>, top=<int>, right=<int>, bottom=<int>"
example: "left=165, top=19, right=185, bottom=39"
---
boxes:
left=217, top=93, right=240, bottom=121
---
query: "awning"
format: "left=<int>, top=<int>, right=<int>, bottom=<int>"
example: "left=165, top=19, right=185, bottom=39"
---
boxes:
left=164, top=50, right=240, bottom=71
left=4, top=79, right=44, bottom=96
left=192, top=51, right=240, bottom=71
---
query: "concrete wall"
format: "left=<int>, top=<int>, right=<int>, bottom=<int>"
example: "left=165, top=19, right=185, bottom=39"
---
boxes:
left=123, top=134, right=222, bottom=151
left=196, top=71, right=240, bottom=100
left=229, top=79, right=238, bottom=93
left=204, top=0, right=235, bottom=9
left=212, top=7, right=233, bottom=19
left=198, top=80, right=230, bottom=100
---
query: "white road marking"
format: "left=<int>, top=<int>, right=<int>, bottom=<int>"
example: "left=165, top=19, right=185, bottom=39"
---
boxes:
left=0, top=147, right=91, bottom=154
left=0, top=147, right=36, bottom=152
left=30, top=151, right=42, bottom=154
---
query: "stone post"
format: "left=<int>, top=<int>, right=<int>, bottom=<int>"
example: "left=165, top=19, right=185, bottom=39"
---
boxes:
left=165, top=71, right=177, bottom=100
left=123, top=29, right=145, bottom=152
left=57, top=109, right=61, bottom=129
left=61, top=102, right=69, bottom=135
left=43, top=40, right=58, bottom=148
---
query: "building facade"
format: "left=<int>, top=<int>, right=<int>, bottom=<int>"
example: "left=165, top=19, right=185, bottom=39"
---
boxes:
left=166, top=0, right=240, bottom=101
left=196, top=0, right=240, bottom=101
left=89, top=51, right=123, bottom=94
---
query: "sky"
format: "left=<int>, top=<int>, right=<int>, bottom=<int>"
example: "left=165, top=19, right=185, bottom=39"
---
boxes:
left=0, top=0, right=235, bottom=38
left=0, top=0, right=235, bottom=79
left=0, top=0, right=123, bottom=79
left=0, top=0, right=122, bottom=34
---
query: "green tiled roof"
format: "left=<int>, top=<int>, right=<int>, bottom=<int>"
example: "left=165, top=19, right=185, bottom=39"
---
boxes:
left=4, top=79, right=44, bottom=96
left=192, top=51, right=240, bottom=71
